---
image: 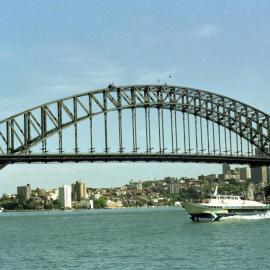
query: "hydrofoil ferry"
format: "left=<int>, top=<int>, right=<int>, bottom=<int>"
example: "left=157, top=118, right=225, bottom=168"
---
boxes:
left=182, top=186, right=270, bottom=221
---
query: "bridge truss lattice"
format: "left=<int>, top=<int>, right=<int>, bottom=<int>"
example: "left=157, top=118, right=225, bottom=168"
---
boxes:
left=1, top=85, right=270, bottom=167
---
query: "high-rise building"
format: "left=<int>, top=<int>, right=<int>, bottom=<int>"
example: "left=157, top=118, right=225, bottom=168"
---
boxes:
left=222, top=164, right=231, bottom=174
left=168, top=183, right=180, bottom=194
left=72, top=181, right=87, bottom=201
left=17, top=184, right=31, bottom=202
left=239, top=167, right=251, bottom=180
left=59, top=185, right=72, bottom=208
left=129, top=180, right=143, bottom=190
left=251, top=148, right=270, bottom=187
left=251, top=166, right=269, bottom=187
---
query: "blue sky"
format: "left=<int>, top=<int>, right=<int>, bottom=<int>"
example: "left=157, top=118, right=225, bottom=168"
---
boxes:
left=1, top=0, right=270, bottom=193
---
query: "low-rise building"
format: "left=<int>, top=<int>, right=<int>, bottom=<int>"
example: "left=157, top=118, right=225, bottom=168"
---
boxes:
left=94, top=193, right=102, bottom=199
left=105, top=199, right=123, bottom=209
left=73, top=199, right=94, bottom=209
left=208, top=174, right=218, bottom=181
left=47, top=189, right=59, bottom=201
left=198, top=175, right=206, bottom=181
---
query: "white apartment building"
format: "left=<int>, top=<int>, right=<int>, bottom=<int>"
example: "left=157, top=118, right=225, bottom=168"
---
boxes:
left=58, top=185, right=72, bottom=209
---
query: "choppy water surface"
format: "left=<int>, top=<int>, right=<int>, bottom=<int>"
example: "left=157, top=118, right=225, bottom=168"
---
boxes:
left=0, top=207, right=270, bottom=270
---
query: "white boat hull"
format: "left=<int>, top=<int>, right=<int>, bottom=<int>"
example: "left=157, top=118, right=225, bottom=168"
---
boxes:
left=182, top=202, right=270, bottom=221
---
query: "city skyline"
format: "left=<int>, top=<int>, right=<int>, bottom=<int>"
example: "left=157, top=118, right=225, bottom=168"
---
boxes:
left=1, top=0, right=270, bottom=193
left=1, top=163, right=249, bottom=196
left=1, top=162, right=245, bottom=195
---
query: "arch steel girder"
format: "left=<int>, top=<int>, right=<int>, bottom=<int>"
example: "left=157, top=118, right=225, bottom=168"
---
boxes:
left=0, top=85, right=270, bottom=158
left=0, top=154, right=270, bottom=166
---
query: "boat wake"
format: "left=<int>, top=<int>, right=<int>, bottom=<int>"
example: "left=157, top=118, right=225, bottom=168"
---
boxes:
left=222, top=211, right=270, bottom=220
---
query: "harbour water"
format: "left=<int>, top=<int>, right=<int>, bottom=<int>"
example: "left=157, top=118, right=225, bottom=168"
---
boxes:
left=0, top=207, right=270, bottom=270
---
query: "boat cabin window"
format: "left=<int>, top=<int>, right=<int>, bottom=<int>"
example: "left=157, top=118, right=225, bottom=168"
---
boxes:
left=210, top=195, right=241, bottom=200
left=207, top=194, right=241, bottom=200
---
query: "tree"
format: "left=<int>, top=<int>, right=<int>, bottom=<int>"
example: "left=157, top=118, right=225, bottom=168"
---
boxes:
left=264, top=185, right=270, bottom=198
left=93, top=197, right=107, bottom=209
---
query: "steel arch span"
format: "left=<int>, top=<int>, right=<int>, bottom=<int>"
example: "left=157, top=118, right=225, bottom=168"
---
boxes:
left=1, top=84, right=270, bottom=168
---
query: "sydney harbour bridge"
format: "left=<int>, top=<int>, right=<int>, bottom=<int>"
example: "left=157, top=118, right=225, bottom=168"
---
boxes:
left=1, top=84, right=270, bottom=169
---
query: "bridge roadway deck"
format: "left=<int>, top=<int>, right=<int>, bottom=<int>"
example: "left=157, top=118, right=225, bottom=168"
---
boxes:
left=0, top=154, right=270, bottom=166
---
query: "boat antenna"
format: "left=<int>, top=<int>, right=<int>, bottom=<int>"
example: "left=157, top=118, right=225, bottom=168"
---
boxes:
left=213, top=184, right=218, bottom=195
